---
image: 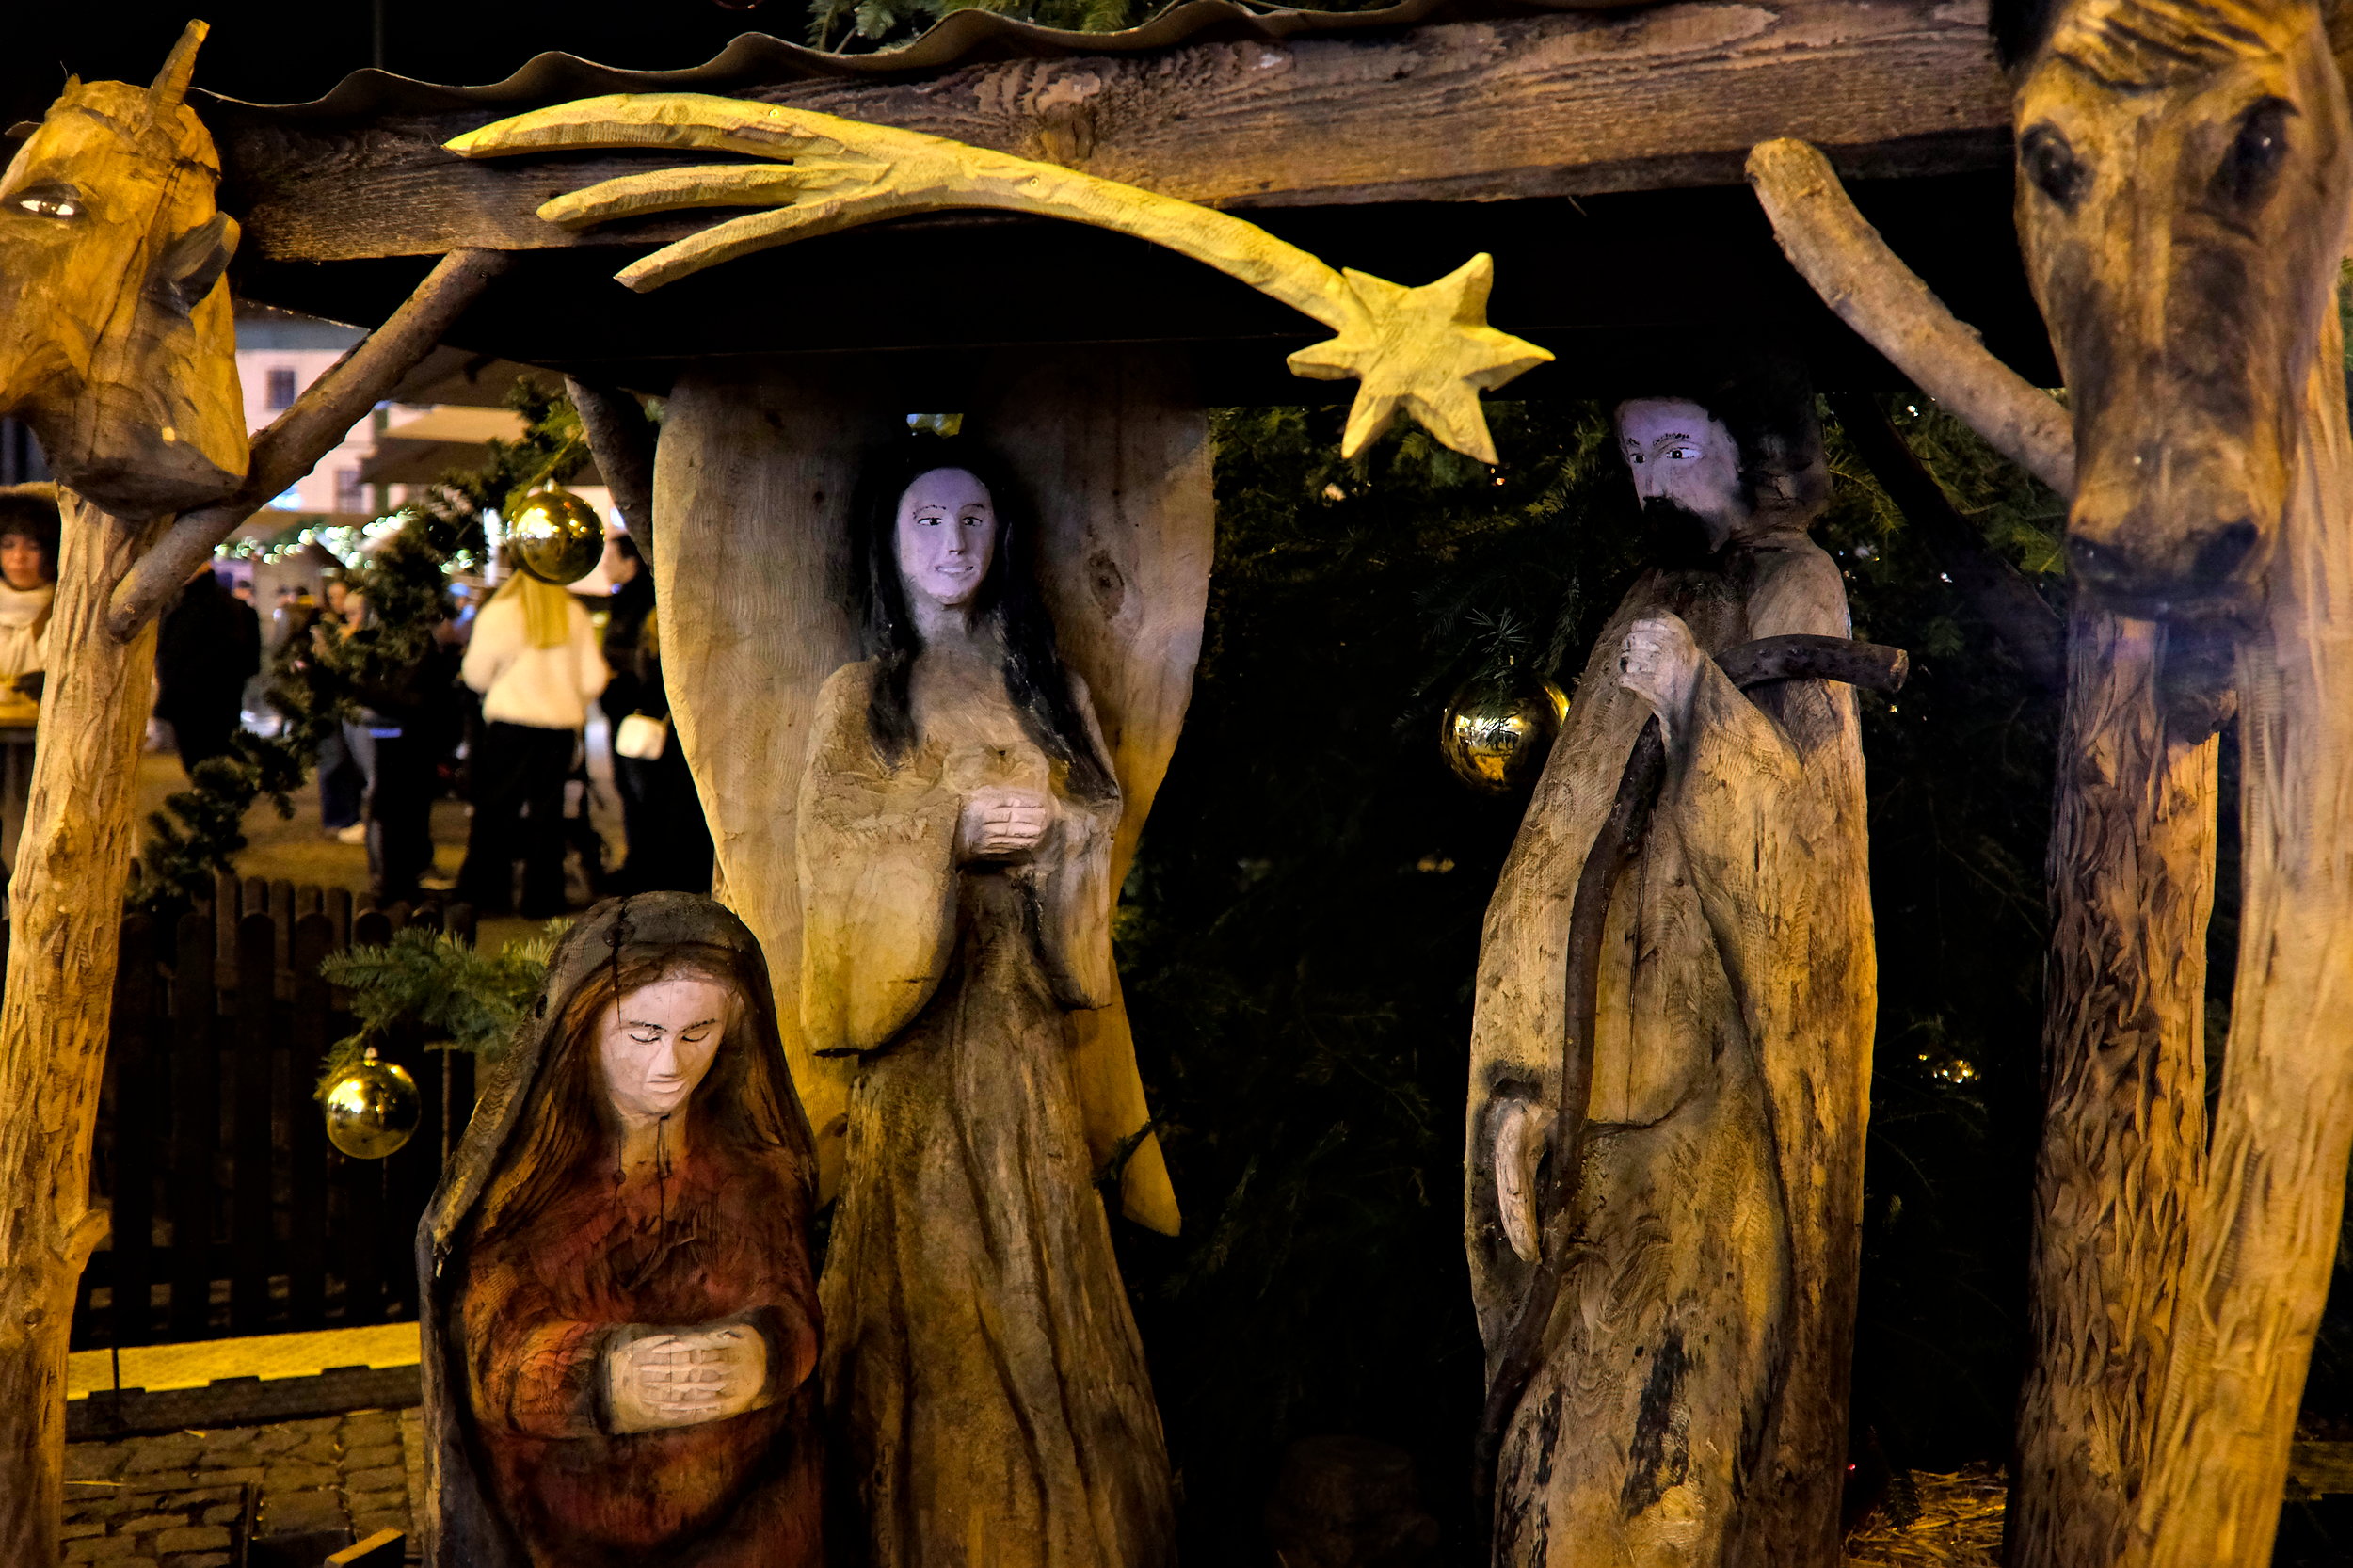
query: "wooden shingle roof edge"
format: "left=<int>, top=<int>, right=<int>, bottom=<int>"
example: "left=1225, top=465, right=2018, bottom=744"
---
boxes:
left=194, top=0, right=1627, bottom=120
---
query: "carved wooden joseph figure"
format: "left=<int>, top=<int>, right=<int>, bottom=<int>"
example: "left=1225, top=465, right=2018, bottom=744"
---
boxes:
left=419, top=893, right=824, bottom=1568
left=1467, top=371, right=1874, bottom=1564
left=801, top=436, right=1175, bottom=1567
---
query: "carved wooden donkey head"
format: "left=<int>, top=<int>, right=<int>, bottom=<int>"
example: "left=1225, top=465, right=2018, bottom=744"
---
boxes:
left=0, top=21, right=246, bottom=516
left=2005, top=0, right=2353, bottom=619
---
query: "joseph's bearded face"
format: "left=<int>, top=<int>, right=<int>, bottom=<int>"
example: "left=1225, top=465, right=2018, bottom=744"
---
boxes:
left=1616, top=398, right=1744, bottom=563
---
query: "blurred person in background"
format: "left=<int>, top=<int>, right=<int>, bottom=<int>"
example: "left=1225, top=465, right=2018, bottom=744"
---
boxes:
left=0, top=485, right=58, bottom=879
left=596, top=534, right=712, bottom=895
left=457, top=569, right=607, bottom=918
left=311, top=572, right=365, bottom=836
left=605, top=600, right=712, bottom=894
left=351, top=609, right=465, bottom=904
left=155, top=560, right=261, bottom=776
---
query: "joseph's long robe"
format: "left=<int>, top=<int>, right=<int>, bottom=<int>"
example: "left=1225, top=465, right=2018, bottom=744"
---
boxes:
left=1466, top=528, right=1874, bottom=1566
left=800, top=653, right=1175, bottom=1568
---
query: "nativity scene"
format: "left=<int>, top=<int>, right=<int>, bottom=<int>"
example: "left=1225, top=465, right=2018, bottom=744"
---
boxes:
left=1, top=2, right=2351, bottom=1567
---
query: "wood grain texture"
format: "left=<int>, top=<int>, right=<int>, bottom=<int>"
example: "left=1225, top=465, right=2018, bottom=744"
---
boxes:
left=214, top=0, right=2009, bottom=264
left=1468, top=495, right=1873, bottom=1563
left=804, top=658, right=1175, bottom=1566
left=0, top=45, right=247, bottom=514
left=2124, top=307, right=2353, bottom=1568
left=654, top=360, right=890, bottom=1206
left=0, top=494, right=162, bottom=1567
left=2009, top=0, right=2351, bottom=618
left=968, top=348, right=1210, bottom=1233
left=655, top=350, right=1206, bottom=1232
left=2009, top=608, right=2216, bottom=1568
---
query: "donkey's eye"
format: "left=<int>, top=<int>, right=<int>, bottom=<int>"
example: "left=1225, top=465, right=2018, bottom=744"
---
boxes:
left=2020, top=122, right=2088, bottom=210
left=2215, top=97, right=2295, bottom=209
left=8, top=184, right=81, bottom=220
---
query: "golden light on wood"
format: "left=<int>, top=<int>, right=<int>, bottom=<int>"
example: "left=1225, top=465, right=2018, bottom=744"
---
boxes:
left=446, top=94, right=1553, bottom=463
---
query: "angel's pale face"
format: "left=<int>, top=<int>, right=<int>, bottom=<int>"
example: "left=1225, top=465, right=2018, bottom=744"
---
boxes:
left=894, top=467, right=998, bottom=610
left=599, top=974, right=731, bottom=1124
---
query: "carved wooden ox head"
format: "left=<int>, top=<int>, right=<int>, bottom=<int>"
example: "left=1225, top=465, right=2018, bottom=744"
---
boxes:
left=2007, top=0, right=2353, bottom=619
left=0, top=23, right=246, bottom=516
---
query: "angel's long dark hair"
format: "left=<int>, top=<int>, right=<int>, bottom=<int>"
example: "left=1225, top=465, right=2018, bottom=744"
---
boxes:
left=849, top=434, right=1116, bottom=802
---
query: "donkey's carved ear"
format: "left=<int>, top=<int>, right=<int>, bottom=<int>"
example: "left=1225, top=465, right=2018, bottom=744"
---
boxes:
left=148, top=20, right=208, bottom=113
left=151, top=212, right=237, bottom=314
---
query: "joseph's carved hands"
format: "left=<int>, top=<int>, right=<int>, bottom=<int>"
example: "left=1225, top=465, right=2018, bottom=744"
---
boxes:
left=1617, top=615, right=1705, bottom=740
left=956, top=786, right=1052, bottom=861
left=606, top=1323, right=769, bottom=1433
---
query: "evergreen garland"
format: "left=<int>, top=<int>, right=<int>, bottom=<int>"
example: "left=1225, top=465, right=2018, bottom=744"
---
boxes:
left=314, top=920, right=564, bottom=1091
left=133, top=378, right=592, bottom=917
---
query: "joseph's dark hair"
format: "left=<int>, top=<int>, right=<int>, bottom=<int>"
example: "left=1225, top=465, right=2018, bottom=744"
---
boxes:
left=1618, top=353, right=1828, bottom=524
left=848, top=434, right=1116, bottom=801
left=0, top=484, right=61, bottom=584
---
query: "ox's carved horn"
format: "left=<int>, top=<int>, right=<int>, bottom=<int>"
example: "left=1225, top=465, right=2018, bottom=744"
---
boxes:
left=148, top=20, right=208, bottom=113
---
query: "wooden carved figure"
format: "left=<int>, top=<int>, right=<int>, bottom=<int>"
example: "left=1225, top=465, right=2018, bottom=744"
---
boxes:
left=1466, top=369, right=1874, bottom=1566
left=801, top=436, right=1175, bottom=1568
left=1747, top=0, right=2353, bottom=1554
left=419, top=893, right=824, bottom=1568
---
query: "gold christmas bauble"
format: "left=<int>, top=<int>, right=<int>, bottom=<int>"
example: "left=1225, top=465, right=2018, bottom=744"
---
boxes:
left=323, top=1051, right=421, bottom=1160
left=1440, top=665, right=1568, bottom=794
left=506, top=487, right=605, bottom=585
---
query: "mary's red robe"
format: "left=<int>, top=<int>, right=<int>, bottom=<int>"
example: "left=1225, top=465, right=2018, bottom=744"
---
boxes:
left=417, top=892, right=824, bottom=1568
left=460, top=1136, right=820, bottom=1568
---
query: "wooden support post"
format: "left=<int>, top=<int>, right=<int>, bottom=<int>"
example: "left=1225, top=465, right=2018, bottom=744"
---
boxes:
left=2010, top=608, right=2217, bottom=1567
left=0, top=244, right=499, bottom=1554
left=0, top=494, right=168, bottom=1567
left=2126, top=307, right=2353, bottom=1568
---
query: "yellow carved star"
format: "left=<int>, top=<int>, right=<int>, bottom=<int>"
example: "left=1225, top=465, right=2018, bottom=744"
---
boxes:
left=1286, top=255, right=1555, bottom=465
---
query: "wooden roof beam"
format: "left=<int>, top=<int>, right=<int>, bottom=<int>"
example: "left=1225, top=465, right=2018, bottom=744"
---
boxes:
left=216, top=0, right=2010, bottom=265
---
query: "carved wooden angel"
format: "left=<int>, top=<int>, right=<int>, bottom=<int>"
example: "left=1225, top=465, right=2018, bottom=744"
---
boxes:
left=1467, top=370, right=1875, bottom=1564
left=800, top=437, right=1175, bottom=1567
left=419, top=892, right=824, bottom=1568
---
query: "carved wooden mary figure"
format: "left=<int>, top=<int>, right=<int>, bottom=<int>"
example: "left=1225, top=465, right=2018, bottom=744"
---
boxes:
left=801, top=436, right=1175, bottom=1567
left=418, top=892, right=824, bottom=1568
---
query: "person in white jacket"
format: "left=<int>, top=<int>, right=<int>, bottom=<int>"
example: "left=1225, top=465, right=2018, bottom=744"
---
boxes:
left=456, top=570, right=608, bottom=917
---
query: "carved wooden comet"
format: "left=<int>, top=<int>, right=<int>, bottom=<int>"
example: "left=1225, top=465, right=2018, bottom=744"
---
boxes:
left=445, top=94, right=1553, bottom=464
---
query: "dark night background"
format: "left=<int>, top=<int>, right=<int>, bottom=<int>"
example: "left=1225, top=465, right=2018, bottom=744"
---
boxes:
left=7, top=5, right=2353, bottom=1562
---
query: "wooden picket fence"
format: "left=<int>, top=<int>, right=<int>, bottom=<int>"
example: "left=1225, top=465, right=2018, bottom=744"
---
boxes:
left=67, top=871, right=481, bottom=1352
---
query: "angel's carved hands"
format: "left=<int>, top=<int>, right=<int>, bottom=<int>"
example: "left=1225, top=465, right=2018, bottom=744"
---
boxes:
left=1617, top=615, right=1705, bottom=740
left=956, top=786, right=1052, bottom=861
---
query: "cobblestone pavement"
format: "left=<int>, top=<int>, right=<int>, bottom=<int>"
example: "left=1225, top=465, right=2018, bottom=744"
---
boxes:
left=63, top=1405, right=424, bottom=1566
